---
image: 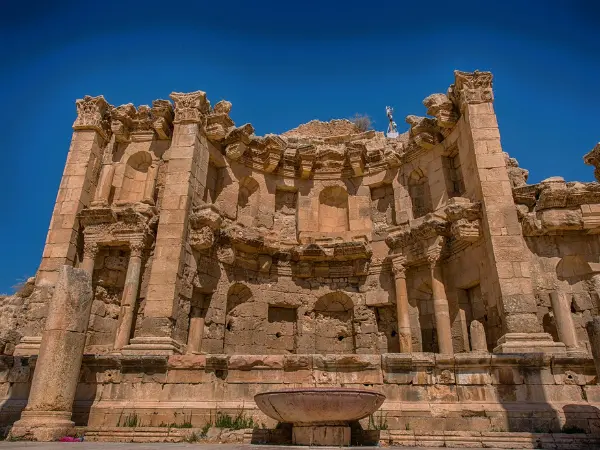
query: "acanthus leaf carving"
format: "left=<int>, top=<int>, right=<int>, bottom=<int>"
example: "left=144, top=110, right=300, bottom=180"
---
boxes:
left=73, top=95, right=112, bottom=140
left=448, top=70, right=494, bottom=111
left=170, top=90, right=209, bottom=124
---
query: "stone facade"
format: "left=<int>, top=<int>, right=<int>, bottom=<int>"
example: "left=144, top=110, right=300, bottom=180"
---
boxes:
left=2, top=69, right=600, bottom=443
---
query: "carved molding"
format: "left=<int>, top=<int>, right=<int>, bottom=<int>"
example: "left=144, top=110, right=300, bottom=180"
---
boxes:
left=448, top=70, right=494, bottom=111
left=584, top=143, right=600, bottom=182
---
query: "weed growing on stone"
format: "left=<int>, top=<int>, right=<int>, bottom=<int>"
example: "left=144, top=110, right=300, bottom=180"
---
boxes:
left=184, top=432, right=199, bottom=443
left=215, top=410, right=254, bottom=430
left=368, top=411, right=388, bottom=430
left=200, top=422, right=212, bottom=437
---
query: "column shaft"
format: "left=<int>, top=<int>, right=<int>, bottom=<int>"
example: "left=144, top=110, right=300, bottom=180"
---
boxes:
left=92, top=164, right=115, bottom=206
left=549, top=291, right=579, bottom=350
left=392, top=266, right=412, bottom=353
left=142, top=164, right=158, bottom=205
left=186, top=307, right=205, bottom=354
left=113, top=249, right=143, bottom=350
left=81, top=243, right=98, bottom=274
left=430, top=264, right=454, bottom=355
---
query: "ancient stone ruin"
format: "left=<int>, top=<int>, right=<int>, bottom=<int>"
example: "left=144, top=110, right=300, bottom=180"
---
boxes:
left=2, top=69, right=600, bottom=446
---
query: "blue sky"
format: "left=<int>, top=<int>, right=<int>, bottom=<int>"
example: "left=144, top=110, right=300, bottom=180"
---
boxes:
left=0, top=1, right=598, bottom=293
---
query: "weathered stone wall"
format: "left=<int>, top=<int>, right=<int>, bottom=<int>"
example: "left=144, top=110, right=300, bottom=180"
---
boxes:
left=526, top=234, right=600, bottom=352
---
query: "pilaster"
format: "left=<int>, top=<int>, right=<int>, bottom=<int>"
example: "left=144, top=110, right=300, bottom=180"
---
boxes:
left=131, top=91, right=210, bottom=355
left=452, top=71, right=564, bottom=354
left=37, top=96, right=111, bottom=286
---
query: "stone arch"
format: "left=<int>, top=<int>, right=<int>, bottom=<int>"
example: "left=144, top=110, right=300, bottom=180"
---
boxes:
left=224, top=283, right=265, bottom=354
left=237, top=176, right=260, bottom=227
left=408, top=168, right=432, bottom=219
left=313, top=292, right=355, bottom=354
left=318, top=185, right=349, bottom=233
left=119, top=151, right=152, bottom=203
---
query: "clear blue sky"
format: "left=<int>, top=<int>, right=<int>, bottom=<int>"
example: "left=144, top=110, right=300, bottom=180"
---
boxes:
left=0, top=1, right=598, bottom=293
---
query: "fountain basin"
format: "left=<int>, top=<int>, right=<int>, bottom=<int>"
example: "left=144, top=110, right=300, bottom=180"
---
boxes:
left=254, top=387, right=385, bottom=446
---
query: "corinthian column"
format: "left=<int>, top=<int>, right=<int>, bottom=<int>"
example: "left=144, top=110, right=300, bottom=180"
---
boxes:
left=428, top=254, right=454, bottom=355
left=392, top=256, right=412, bottom=353
left=113, top=241, right=144, bottom=351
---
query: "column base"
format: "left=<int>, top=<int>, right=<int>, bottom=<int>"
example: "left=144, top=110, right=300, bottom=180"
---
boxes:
left=493, top=333, right=567, bottom=354
left=121, top=337, right=182, bottom=356
left=10, top=410, right=75, bottom=441
left=13, top=336, right=42, bottom=356
left=292, top=425, right=351, bottom=446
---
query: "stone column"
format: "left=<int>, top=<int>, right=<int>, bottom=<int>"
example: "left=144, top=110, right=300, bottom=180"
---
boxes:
left=10, top=265, right=93, bottom=441
left=186, top=306, right=205, bottom=354
left=91, top=163, right=115, bottom=206
left=470, top=320, right=488, bottom=352
left=428, top=256, right=454, bottom=355
left=550, top=291, right=580, bottom=352
left=113, top=242, right=144, bottom=351
left=586, top=317, right=600, bottom=384
left=81, top=242, right=99, bottom=274
left=142, top=164, right=159, bottom=205
left=391, top=256, right=412, bottom=353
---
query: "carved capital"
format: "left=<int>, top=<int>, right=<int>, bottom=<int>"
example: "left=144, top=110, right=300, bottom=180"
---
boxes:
left=584, top=143, right=600, bottom=182
left=346, top=142, right=366, bottom=176
left=298, top=144, right=316, bottom=179
left=129, top=240, right=145, bottom=258
left=224, top=124, right=254, bottom=160
left=391, top=255, right=408, bottom=278
left=170, top=91, right=209, bottom=124
left=449, top=70, right=494, bottom=110
left=83, top=241, right=100, bottom=259
left=426, top=245, right=442, bottom=269
left=110, top=104, right=136, bottom=142
left=405, top=115, right=442, bottom=150
left=73, top=95, right=111, bottom=140
left=263, top=134, right=285, bottom=172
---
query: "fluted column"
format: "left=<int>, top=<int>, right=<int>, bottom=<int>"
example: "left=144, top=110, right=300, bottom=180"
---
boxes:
left=81, top=242, right=99, bottom=274
left=113, top=241, right=144, bottom=350
left=428, top=255, right=454, bottom=355
left=391, top=256, right=412, bottom=353
left=186, top=305, right=205, bottom=354
left=142, top=164, right=159, bottom=205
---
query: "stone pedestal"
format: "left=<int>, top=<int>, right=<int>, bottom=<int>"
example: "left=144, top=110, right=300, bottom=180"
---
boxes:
left=292, top=425, right=351, bottom=446
left=12, top=336, right=42, bottom=356
left=10, top=265, right=93, bottom=441
left=493, top=332, right=566, bottom=354
left=586, top=317, right=600, bottom=383
left=121, top=336, right=182, bottom=355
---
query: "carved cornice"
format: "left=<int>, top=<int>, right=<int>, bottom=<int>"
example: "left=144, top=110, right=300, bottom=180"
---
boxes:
left=584, top=143, right=600, bottom=182
left=423, top=93, right=459, bottom=129
left=448, top=70, right=494, bottom=111
left=73, top=95, right=111, bottom=140
left=79, top=203, right=158, bottom=249
left=151, top=100, right=174, bottom=139
left=224, top=124, right=254, bottom=160
left=405, top=115, right=443, bottom=150
left=205, top=100, right=235, bottom=142
left=189, top=205, right=224, bottom=251
left=110, top=101, right=174, bottom=142
left=170, top=91, right=209, bottom=124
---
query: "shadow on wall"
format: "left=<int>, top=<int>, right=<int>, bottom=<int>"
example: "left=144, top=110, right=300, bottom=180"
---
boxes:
left=0, top=356, right=32, bottom=436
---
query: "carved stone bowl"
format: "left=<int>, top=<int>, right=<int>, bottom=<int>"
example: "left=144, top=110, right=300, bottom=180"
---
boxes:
left=254, top=387, right=386, bottom=425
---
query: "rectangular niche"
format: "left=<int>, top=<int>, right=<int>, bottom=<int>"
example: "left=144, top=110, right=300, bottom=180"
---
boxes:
left=266, top=306, right=297, bottom=354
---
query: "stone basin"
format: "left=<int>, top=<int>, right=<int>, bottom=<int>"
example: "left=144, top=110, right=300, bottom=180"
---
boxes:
left=254, top=387, right=386, bottom=446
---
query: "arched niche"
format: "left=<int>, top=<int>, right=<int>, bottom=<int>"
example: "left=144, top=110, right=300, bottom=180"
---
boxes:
left=224, top=283, right=264, bottom=354
left=408, top=168, right=432, bottom=219
left=119, top=151, right=152, bottom=203
left=313, top=292, right=355, bottom=354
left=237, top=176, right=260, bottom=227
left=318, top=186, right=349, bottom=233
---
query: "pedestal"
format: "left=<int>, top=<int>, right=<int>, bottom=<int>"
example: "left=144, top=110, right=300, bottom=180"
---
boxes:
left=292, top=425, right=351, bottom=446
left=493, top=332, right=567, bottom=354
left=12, top=336, right=42, bottom=356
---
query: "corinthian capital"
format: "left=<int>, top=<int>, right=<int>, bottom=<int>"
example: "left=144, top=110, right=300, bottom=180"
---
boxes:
left=73, top=95, right=111, bottom=140
left=391, top=255, right=408, bottom=278
left=448, top=70, right=494, bottom=111
left=170, top=91, right=210, bottom=124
